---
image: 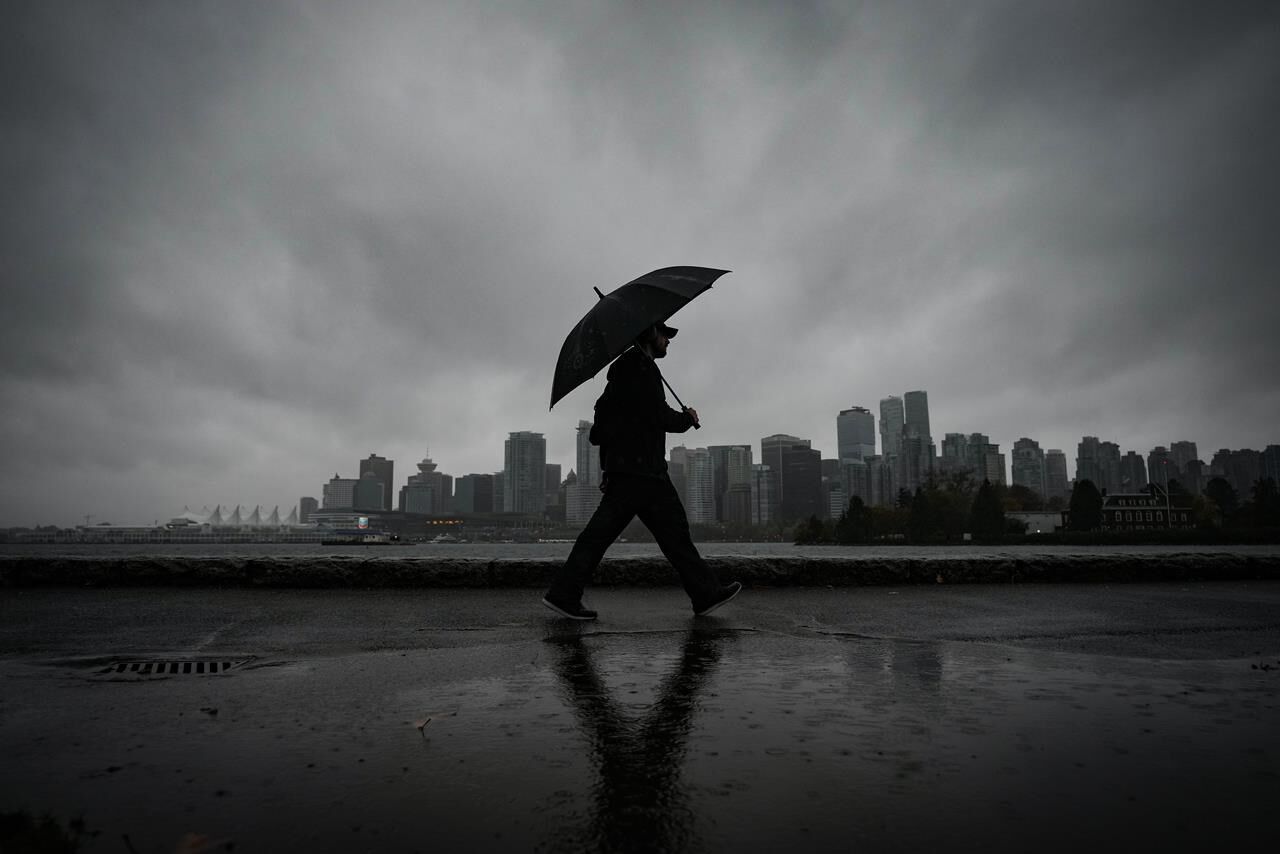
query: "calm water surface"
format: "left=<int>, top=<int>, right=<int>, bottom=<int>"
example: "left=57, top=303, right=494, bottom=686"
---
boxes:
left=4, top=542, right=1279, bottom=559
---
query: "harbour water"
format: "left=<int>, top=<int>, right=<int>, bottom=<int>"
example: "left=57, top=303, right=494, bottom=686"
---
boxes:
left=4, top=542, right=1279, bottom=560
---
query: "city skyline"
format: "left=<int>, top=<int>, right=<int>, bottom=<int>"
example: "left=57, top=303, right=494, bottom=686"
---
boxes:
left=4, top=3, right=1278, bottom=527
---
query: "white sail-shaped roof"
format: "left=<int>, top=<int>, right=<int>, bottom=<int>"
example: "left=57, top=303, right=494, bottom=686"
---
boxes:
left=228, top=506, right=243, bottom=526
left=267, top=506, right=280, bottom=526
left=247, top=505, right=262, bottom=526
left=209, top=505, right=223, bottom=525
left=285, top=506, right=299, bottom=525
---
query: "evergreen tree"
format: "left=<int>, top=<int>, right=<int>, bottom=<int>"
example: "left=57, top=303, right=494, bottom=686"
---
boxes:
left=1068, top=479, right=1104, bottom=531
left=835, top=496, right=872, bottom=544
left=970, top=479, right=1005, bottom=541
left=1252, top=478, right=1280, bottom=528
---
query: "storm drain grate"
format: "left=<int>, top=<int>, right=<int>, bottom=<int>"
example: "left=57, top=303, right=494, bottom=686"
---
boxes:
left=95, top=658, right=252, bottom=678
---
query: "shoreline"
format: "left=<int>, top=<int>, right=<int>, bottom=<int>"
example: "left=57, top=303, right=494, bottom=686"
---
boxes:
left=4, top=552, right=1280, bottom=588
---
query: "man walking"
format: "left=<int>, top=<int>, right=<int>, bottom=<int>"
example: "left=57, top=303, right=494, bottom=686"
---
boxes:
left=542, top=322, right=742, bottom=621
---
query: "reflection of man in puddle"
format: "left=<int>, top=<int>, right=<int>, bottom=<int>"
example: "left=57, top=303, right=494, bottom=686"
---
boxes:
left=545, top=628, right=726, bottom=853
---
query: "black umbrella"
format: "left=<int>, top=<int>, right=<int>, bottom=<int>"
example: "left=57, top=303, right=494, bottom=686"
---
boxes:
left=549, top=266, right=729, bottom=417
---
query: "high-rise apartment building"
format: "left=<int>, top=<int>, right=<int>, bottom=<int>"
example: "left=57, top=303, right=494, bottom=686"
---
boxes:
left=1264, top=445, right=1280, bottom=486
left=1147, top=446, right=1174, bottom=490
left=879, top=396, right=904, bottom=459
left=676, top=446, right=715, bottom=525
left=1045, top=450, right=1069, bottom=501
left=709, top=445, right=753, bottom=522
left=503, top=432, right=547, bottom=514
left=1119, top=452, right=1147, bottom=493
left=836, top=406, right=876, bottom=462
left=749, top=464, right=776, bottom=526
left=903, top=391, right=931, bottom=445
left=566, top=421, right=602, bottom=525
left=1170, top=441, right=1199, bottom=478
left=1011, top=438, right=1046, bottom=497
left=358, top=454, right=394, bottom=512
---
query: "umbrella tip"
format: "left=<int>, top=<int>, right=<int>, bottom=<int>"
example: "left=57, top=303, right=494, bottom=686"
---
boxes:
left=593, top=286, right=605, bottom=300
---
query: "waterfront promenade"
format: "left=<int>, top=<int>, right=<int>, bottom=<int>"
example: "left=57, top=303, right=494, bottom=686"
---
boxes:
left=2, top=582, right=1278, bottom=852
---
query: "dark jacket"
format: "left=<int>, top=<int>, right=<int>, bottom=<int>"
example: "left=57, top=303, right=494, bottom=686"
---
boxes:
left=589, top=347, right=695, bottom=477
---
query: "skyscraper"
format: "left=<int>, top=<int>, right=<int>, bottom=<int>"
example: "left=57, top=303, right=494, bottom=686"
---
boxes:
left=749, top=464, right=776, bottom=526
left=679, top=446, right=715, bottom=525
left=903, top=391, right=931, bottom=445
left=1076, top=437, right=1103, bottom=488
left=322, top=474, right=358, bottom=509
left=879, top=396, right=904, bottom=459
left=901, top=391, right=934, bottom=492
left=566, top=421, right=602, bottom=525
left=709, top=444, right=753, bottom=522
left=503, top=432, right=547, bottom=514
left=358, top=454, right=394, bottom=512
left=836, top=406, right=876, bottom=461
left=1147, top=446, right=1174, bottom=489
left=1011, top=438, right=1047, bottom=498
left=400, top=456, right=452, bottom=515
left=1119, top=452, right=1147, bottom=493
left=1264, top=445, right=1280, bottom=485
left=1170, top=441, right=1199, bottom=479
left=1045, top=450, right=1069, bottom=501
left=761, top=434, right=822, bottom=522
left=453, top=474, right=494, bottom=514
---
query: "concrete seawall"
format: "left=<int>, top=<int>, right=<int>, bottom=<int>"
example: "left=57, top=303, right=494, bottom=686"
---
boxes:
left=4, top=552, right=1280, bottom=588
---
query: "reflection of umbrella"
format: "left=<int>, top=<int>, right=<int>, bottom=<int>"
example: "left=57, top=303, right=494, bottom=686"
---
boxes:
left=549, top=266, right=729, bottom=412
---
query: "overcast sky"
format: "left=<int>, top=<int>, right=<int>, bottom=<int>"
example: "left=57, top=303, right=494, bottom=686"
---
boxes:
left=4, top=1, right=1278, bottom=526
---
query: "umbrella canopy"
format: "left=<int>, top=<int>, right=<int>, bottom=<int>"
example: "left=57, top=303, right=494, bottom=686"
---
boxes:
left=550, top=266, right=729, bottom=410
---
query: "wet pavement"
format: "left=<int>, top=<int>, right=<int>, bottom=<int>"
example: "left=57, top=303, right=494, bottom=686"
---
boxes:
left=2, top=583, right=1278, bottom=852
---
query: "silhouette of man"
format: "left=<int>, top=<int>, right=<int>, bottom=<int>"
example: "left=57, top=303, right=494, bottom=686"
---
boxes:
left=544, top=627, right=727, bottom=850
left=543, top=322, right=741, bottom=620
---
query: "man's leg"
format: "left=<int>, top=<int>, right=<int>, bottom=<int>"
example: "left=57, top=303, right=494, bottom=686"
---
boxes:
left=637, top=478, right=725, bottom=609
left=545, top=481, right=636, bottom=606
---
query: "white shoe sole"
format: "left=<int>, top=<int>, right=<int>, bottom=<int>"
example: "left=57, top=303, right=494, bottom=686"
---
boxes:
left=542, top=597, right=597, bottom=620
left=695, top=584, right=742, bottom=617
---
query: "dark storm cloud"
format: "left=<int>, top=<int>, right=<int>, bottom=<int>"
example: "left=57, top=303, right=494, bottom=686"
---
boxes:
left=2, top=1, right=1278, bottom=525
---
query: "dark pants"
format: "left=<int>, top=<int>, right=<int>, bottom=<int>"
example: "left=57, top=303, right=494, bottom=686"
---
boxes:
left=547, top=474, right=723, bottom=610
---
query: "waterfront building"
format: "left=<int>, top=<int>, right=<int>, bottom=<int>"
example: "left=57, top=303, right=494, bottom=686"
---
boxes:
left=454, top=474, right=495, bottom=514
left=400, top=456, right=453, bottom=515
left=879, top=396, right=904, bottom=459
left=1045, top=450, right=1069, bottom=501
left=709, top=445, right=753, bottom=522
left=1100, top=493, right=1193, bottom=531
left=322, top=474, right=358, bottom=510
left=358, top=454, right=394, bottom=512
left=503, top=432, right=547, bottom=514
left=1011, top=438, right=1046, bottom=498
left=761, top=434, right=823, bottom=522
left=299, top=496, right=318, bottom=524
left=836, top=406, right=876, bottom=462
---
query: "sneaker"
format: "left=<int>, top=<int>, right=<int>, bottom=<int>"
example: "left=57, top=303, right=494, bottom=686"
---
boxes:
left=542, top=596, right=598, bottom=621
left=694, top=582, right=742, bottom=617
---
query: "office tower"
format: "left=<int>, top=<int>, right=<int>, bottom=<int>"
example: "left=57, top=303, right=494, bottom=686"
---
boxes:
left=709, top=445, right=753, bottom=522
left=939, top=434, right=968, bottom=477
left=544, top=464, right=563, bottom=513
left=1180, top=460, right=1207, bottom=496
left=1147, top=446, right=1174, bottom=490
left=504, top=432, right=547, bottom=514
left=761, top=434, right=823, bottom=522
left=1097, top=442, right=1122, bottom=495
left=668, top=446, right=691, bottom=508
left=322, top=474, right=358, bottom=509
left=400, top=456, right=452, bottom=514
left=1011, top=438, right=1047, bottom=498
left=454, top=474, right=495, bottom=514
left=840, top=458, right=871, bottom=505
left=879, top=396, right=904, bottom=459
left=837, top=406, right=876, bottom=462
left=359, top=454, right=394, bottom=512
left=749, top=464, right=776, bottom=526
left=984, top=450, right=1007, bottom=486
left=566, top=421, right=603, bottom=525
left=299, top=496, right=318, bottom=524
left=354, top=471, right=385, bottom=511
left=1170, top=441, right=1199, bottom=478
left=1119, top=452, right=1147, bottom=493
